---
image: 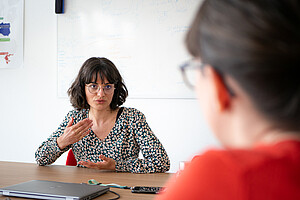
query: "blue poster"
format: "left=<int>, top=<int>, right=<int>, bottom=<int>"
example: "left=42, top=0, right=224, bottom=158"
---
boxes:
left=0, top=0, right=24, bottom=68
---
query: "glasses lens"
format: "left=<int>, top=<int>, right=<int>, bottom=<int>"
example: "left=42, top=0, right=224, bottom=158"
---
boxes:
left=87, top=84, right=99, bottom=94
left=180, top=60, right=203, bottom=89
left=184, top=66, right=197, bottom=88
left=87, top=84, right=115, bottom=94
left=103, top=84, right=114, bottom=94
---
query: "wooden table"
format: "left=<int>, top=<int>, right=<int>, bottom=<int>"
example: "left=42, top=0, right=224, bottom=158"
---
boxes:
left=0, top=161, right=172, bottom=200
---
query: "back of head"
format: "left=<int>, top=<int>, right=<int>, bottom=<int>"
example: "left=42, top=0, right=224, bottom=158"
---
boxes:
left=186, top=0, right=300, bottom=132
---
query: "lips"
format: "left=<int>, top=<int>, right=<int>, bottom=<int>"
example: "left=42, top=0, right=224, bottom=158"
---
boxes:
left=95, top=99, right=106, bottom=104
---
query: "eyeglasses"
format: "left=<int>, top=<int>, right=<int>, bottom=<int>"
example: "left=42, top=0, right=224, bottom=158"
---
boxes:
left=179, top=59, right=235, bottom=96
left=179, top=59, right=205, bottom=89
left=86, top=83, right=115, bottom=94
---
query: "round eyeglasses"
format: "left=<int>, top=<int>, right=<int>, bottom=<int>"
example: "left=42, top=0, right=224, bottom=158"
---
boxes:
left=86, top=83, right=115, bottom=94
left=179, top=59, right=235, bottom=96
left=179, top=59, right=205, bottom=89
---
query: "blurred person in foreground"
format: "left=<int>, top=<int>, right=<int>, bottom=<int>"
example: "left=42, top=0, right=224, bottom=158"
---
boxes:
left=157, top=0, right=300, bottom=199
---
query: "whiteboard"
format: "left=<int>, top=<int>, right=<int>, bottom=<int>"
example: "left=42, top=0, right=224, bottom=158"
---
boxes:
left=57, top=0, right=201, bottom=99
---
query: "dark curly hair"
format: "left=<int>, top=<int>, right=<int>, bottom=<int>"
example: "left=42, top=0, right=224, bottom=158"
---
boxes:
left=68, top=57, right=128, bottom=110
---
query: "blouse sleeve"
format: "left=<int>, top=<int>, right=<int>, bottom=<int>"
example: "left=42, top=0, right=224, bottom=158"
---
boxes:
left=115, top=111, right=170, bottom=173
left=34, top=112, right=72, bottom=166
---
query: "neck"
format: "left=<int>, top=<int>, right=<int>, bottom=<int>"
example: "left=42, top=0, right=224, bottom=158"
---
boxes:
left=88, top=108, right=115, bottom=125
left=220, top=77, right=300, bottom=149
left=255, top=127, right=300, bottom=146
left=224, top=110, right=300, bottom=149
left=226, top=98, right=300, bottom=148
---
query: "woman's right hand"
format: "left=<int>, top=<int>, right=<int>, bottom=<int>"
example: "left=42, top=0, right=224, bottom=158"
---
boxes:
left=57, top=117, right=93, bottom=150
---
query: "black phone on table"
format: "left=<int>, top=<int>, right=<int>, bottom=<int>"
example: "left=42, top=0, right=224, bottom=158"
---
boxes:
left=131, top=186, right=164, bottom=194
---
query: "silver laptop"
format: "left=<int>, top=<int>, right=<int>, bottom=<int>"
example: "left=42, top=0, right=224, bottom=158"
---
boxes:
left=0, top=180, right=109, bottom=200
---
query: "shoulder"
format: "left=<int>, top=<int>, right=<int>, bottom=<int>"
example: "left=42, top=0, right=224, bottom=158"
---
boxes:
left=189, top=149, right=244, bottom=175
left=121, top=107, right=146, bottom=121
left=191, top=147, right=275, bottom=172
left=160, top=143, right=300, bottom=200
left=190, top=142, right=300, bottom=180
left=170, top=149, right=260, bottom=198
left=65, top=109, right=88, bottom=122
left=159, top=150, right=244, bottom=200
left=184, top=148, right=265, bottom=184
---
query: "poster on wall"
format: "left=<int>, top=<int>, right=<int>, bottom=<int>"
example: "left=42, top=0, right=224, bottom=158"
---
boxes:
left=0, top=0, right=24, bottom=69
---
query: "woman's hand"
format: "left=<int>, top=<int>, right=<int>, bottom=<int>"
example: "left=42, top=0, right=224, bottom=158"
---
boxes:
left=57, top=117, right=93, bottom=150
left=78, top=155, right=116, bottom=171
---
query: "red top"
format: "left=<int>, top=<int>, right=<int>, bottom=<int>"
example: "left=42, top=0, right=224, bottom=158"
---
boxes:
left=156, top=140, right=300, bottom=200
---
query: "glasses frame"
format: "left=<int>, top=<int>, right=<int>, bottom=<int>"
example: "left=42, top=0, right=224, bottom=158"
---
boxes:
left=179, top=59, right=235, bottom=97
left=179, top=60, right=205, bottom=89
left=85, top=83, right=116, bottom=95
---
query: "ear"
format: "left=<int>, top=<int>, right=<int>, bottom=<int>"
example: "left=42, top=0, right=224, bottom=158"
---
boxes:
left=206, top=66, right=231, bottom=111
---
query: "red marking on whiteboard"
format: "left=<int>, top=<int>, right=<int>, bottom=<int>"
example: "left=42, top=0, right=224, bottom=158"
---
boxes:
left=0, top=52, right=14, bottom=64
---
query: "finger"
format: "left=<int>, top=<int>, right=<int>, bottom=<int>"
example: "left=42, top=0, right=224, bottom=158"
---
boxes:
left=78, top=160, right=86, bottom=165
left=78, top=160, right=89, bottom=166
left=79, top=161, right=101, bottom=169
left=76, top=128, right=92, bottom=141
left=71, top=118, right=90, bottom=130
left=66, top=117, right=74, bottom=128
left=74, top=119, right=93, bottom=133
left=73, top=125, right=92, bottom=142
left=78, top=124, right=93, bottom=136
left=77, top=130, right=91, bottom=141
left=99, top=155, right=108, bottom=161
left=70, top=124, right=92, bottom=139
left=79, top=129, right=91, bottom=138
left=78, top=160, right=94, bottom=165
left=73, top=119, right=93, bottom=134
left=100, top=156, right=115, bottom=169
left=84, top=129, right=92, bottom=137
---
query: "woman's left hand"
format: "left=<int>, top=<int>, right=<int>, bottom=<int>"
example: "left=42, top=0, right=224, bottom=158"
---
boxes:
left=78, top=155, right=116, bottom=171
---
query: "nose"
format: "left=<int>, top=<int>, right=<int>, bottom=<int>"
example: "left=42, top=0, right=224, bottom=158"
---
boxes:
left=96, top=87, right=105, bottom=97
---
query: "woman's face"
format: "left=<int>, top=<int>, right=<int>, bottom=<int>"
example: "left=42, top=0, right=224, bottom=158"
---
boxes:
left=195, top=66, right=228, bottom=146
left=195, top=68, right=214, bottom=126
left=85, top=75, right=115, bottom=112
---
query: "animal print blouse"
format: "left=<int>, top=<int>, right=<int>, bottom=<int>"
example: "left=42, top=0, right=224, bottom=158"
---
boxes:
left=35, top=107, right=170, bottom=173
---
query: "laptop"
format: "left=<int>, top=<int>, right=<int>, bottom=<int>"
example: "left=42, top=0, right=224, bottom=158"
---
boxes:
left=0, top=180, right=109, bottom=200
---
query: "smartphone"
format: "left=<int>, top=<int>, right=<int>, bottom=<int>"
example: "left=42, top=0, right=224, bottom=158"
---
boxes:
left=131, top=186, right=164, bottom=194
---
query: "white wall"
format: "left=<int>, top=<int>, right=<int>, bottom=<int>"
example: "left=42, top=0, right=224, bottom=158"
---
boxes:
left=0, top=0, right=219, bottom=173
